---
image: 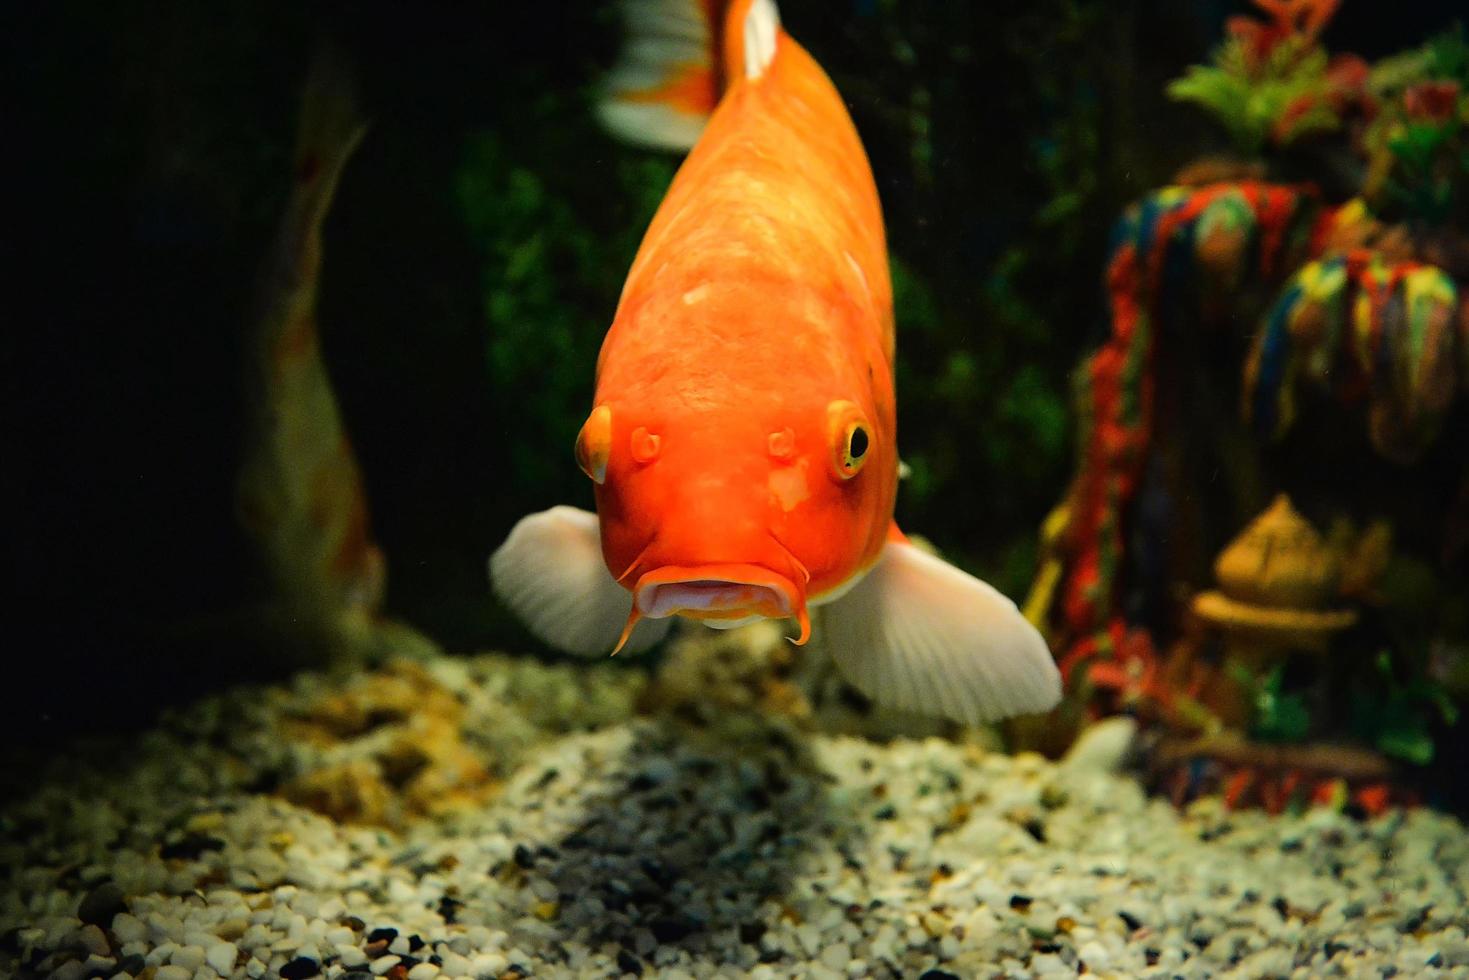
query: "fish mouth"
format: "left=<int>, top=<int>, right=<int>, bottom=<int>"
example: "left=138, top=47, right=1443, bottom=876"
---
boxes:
left=630, top=564, right=810, bottom=643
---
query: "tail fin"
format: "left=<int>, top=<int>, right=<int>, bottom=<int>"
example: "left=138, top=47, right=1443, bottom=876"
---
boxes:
left=597, top=0, right=780, bottom=151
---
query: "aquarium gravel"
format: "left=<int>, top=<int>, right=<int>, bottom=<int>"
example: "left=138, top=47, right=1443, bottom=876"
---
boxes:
left=4, top=643, right=1469, bottom=980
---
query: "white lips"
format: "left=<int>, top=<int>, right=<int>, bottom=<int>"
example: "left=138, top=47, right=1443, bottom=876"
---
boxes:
left=636, top=579, right=793, bottom=619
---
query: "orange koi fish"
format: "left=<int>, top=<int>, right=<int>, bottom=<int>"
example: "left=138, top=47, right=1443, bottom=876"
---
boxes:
left=492, top=0, right=1060, bottom=723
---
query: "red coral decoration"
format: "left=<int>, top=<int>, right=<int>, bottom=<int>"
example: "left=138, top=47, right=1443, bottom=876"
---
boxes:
left=1228, top=0, right=1340, bottom=73
left=1403, top=80, right=1463, bottom=124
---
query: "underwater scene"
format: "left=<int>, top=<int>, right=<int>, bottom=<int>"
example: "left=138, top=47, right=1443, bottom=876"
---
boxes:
left=9, top=0, right=1469, bottom=977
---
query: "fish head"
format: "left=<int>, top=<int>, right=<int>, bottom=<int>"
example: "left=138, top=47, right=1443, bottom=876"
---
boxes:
left=573, top=381, right=896, bottom=642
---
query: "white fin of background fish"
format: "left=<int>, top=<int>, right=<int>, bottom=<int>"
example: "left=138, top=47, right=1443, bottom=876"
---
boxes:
left=821, top=540, right=1062, bottom=724
left=597, top=0, right=714, bottom=151
left=744, top=0, right=779, bottom=79
left=490, top=507, right=671, bottom=655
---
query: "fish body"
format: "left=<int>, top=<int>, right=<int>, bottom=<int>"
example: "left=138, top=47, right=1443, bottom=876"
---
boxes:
left=238, top=48, right=385, bottom=620
left=492, top=0, right=1061, bottom=724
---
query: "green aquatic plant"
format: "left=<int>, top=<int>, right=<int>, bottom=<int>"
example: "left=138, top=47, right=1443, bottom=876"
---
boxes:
left=1166, top=0, right=1345, bottom=156
left=1351, top=649, right=1460, bottom=766
left=1245, top=663, right=1312, bottom=744
left=1363, top=25, right=1469, bottom=226
left=457, top=122, right=675, bottom=497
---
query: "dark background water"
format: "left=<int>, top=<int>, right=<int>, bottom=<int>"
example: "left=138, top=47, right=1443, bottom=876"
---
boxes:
left=9, top=0, right=1465, bottom=742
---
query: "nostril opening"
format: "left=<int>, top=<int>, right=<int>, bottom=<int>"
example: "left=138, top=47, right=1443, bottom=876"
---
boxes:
left=768, top=428, right=796, bottom=460
left=631, top=426, right=661, bottom=463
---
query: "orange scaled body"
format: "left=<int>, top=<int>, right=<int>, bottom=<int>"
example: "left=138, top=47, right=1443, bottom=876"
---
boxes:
left=492, top=0, right=1061, bottom=725
left=592, top=11, right=897, bottom=640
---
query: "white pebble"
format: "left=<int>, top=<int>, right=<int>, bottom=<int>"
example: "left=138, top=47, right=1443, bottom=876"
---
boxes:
left=407, top=963, right=439, bottom=980
left=112, top=914, right=148, bottom=944
left=1078, top=940, right=1110, bottom=972
left=370, top=954, right=401, bottom=973
left=75, top=924, right=110, bottom=956
left=336, top=943, right=367, bottom=967
left=49, top=961, right=87, bottom=980
left=819, top=942, right=851, bottom=971
left=205, top=942, right=237, bottom=975
left=171, top=944, right=206, bottom=971
left=469, top=952, right=508, bottom=975
left=155, top=967, right=192, bottom=980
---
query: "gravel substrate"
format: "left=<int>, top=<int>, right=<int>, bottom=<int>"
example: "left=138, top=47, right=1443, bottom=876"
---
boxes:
left=3, top=632, right=1468, bottom=979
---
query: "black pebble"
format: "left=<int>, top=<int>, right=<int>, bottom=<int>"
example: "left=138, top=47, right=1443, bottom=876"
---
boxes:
left=1009, top=894, right=1033, bottom=911
left=739, top=922, right=766, bottom=944
left=437, top=897, right=463, bottom=923
left=279, top=956, right=320, bottom=979
left=1021, top=818, right=1047, bottom=843
left=1399, top=907, right=1430, bottom=933
left=1033, top=942, right=1061, bottom=954
left=342, top=916, right=366, bottom=931
left=513, top=844, right=536, bottom=869
left=616, top=949, right=644, bottom=975
left=1143, top=948, right=1160, bottom=966
left=873, top=805, right=897, bottom=821
left=407, top=935, right=425, bottom=952
left=77, top=882, right=128, bottom=926
left=366, top=927, right=398, bottom=944
left=116, top=953, right=147, bottom=975
left=919, top=971, right=962, bottom=980
left=340, top=973, right=374, bottom=980
left=1272, top=897, right=1291, bottom=920
left=1427, top=953, right=1445, bottom=967
left=398, top=956, right=421, bottom=970
left=159, top=834, right=226, bottom=861
left=651, top=916, right=699, bottom=943
left=1324, top=941, right=1351, bottom=959
left=1119, top=911, right=1143, bottom=932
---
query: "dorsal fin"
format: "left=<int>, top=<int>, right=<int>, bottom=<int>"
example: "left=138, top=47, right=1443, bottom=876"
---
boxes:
left=740, top=0, right=779, bottom=79
left=597, top=0, right=781, bottom=151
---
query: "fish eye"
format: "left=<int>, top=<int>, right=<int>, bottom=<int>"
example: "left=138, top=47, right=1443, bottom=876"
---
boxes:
left=840, top=423, right=870, bottom=476
left=574, top=406, right=613, bottom=484
left=827, top=400, right=872, bottom=480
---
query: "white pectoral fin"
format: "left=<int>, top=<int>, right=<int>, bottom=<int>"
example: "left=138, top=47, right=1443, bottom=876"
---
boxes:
left=489, top=506, right=670, bottom=656
left=823, top=540, right=1062, bottom=724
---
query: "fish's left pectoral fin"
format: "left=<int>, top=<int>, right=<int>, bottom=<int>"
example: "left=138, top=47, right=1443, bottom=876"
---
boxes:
left=489, top=506, right=671, bottom=656
left=822, top=540, right=1062, bottom=725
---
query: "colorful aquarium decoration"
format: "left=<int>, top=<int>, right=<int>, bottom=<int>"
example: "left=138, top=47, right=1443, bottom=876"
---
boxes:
left=1244, top=248, right=1461, bottom=462
left=1034, top=0, right=1468, bottom=810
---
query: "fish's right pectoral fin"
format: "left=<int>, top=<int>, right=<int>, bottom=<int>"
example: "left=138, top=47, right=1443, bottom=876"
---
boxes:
left=489, top=506, right=670, bottom=656
left=821, top=539, right=1062, bottom=725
